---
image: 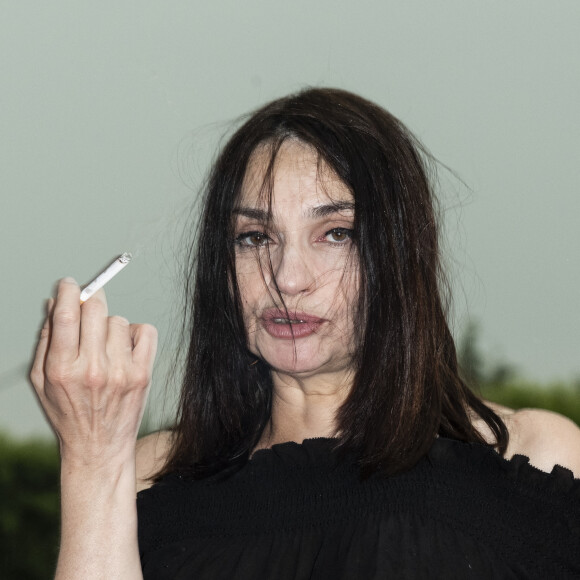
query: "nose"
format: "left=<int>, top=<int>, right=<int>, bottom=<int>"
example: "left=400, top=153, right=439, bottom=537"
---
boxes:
left=269, top=244, right=316, bottom=296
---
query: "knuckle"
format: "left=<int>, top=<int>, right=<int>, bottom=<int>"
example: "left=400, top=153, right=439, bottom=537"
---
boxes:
left=131, top=368, right=151, bottom=389
left=135, top=323, right=159, bottom=348
left=45, top=361, right=75, bottom=387
left=109, top=315, right=130, bottom=327
left=144, top=323, right=158, bottom=338
left=52, top=308, right=79, bottom=328
left=83, top=362, right=108, bottom=389
left=108, top=366, right=128, bottom=388
left=133, top=322, right=157, bottom=336
left=29, top=367, right=42, bottom=387
left=81, top=298, right=106, bottom=316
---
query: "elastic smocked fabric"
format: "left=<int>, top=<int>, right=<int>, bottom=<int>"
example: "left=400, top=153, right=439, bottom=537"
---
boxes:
left=137, top=437, right=580, bottom=579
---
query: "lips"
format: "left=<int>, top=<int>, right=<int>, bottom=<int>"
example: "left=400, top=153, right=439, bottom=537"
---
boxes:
left=260, top=308, right=325, bottom=339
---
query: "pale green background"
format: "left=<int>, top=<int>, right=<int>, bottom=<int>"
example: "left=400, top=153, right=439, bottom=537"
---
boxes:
left=1, top=1, right=579, bottom=438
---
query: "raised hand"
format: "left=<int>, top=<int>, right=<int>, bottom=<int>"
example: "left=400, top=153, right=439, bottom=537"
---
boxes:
left=29, top=277, right=157, bottom=579
left=31, top=278, right=157, bottom=464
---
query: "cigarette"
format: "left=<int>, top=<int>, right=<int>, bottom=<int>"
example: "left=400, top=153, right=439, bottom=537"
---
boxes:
left=79, top=252, right=132, bottom=303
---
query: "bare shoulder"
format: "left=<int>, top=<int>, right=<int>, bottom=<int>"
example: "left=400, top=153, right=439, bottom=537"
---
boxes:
left=474, top=401, right=580, bottom=478
left=135, top=430, right=173, bottom=493
left=504, top=407, right=580, bottom=478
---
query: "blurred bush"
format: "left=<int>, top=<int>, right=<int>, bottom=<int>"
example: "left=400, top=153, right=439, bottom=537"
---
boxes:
left=457, top=319, right=580, bottom=427
left=481, top=381, right=580, bottom=427
left=0, top=433, right=59, bottom=580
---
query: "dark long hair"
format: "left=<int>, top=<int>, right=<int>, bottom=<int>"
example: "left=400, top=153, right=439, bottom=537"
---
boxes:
left=159, top=87, right=508, bottom=479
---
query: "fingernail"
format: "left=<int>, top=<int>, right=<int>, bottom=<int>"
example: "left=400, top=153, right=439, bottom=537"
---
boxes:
left=62, top=277, right=77, bottom=284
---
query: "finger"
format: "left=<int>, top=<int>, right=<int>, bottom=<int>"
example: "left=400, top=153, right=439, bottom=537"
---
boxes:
left=104, top=316, right=134, bottom=392
left=30, top=302, right=54, bottom=393
left=49, top=278, right=81, bottom=364
left=105, top=315, right=133, bottom=360
left=129, top=324, right=158, bottom=382
left=79, top=288, right=109, bottom=356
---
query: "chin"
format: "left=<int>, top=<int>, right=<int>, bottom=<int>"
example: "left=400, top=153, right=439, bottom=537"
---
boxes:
left=258, top=353, right=317, bottom=374
left=255, top=346, right=351, bottom=378
left=250, top=330, right=355, bottom=378
left=252, top=346, right=315, bottom=373
left=268, top=361, right=321, bottom=376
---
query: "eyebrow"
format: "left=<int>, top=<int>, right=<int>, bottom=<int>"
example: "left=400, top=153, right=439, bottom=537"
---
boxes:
left=308, top=201, right=355, bottom=218
left=233, top=202, right=355, bottom=221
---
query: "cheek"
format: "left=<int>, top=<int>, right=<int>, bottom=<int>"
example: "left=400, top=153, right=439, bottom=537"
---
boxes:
left=236, top=275, right=261, bottom=339
left=236, top=274, right=252, bottom=308
left=335, top=268, right=361, bottom=339
left=235, top=255, right=261, bottom=299
left=236, top=270, right=265, bottom=312
left=341, top=277, right=359, bottom=325
left=330, top=256, right=359, bottom=304
left=314, top=268, right=359, bottom=338
left=346, top=268, right=360, bottom=304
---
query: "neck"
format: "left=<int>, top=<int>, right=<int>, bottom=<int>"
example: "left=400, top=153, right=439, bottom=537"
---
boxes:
left=255, top=370, right=352, bottom=450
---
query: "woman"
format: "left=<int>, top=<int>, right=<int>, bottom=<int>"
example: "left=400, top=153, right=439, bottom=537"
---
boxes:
left=32, top=88, right=580, bottom=579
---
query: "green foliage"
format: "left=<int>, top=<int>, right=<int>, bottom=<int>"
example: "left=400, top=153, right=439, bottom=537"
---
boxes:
left=481, top=381, right=580, bottom=427
left=0, top=433, right=60, bottom=580
left=457, top=319, right=580, bottom=427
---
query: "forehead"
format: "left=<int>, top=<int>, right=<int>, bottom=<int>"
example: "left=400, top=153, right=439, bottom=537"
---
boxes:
left=239, top=140, right=353, bottom=209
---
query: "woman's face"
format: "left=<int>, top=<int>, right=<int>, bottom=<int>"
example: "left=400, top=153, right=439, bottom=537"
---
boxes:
left=234, top=140, right=359, bottom=380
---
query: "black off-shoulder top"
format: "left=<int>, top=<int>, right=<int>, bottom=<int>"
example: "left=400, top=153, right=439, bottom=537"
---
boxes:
left=137, top=437, right=580, bottom=579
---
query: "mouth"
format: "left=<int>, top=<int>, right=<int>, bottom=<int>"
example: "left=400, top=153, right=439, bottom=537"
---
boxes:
left=260, top=309, right=325, bottom=339
left=262, top=309, right=324, bottom=324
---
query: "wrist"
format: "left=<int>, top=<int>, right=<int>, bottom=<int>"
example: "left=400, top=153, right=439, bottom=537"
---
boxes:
left=59, top=438, right=137, bottom=472
left=60, top=451, right=136, bottom=496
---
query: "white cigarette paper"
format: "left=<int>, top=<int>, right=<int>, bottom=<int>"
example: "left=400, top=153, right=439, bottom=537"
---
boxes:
left=79, top=252, right=132, bottom=303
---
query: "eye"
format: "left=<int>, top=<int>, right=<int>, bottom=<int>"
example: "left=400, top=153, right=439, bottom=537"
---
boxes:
left=235, top=231, right=271, bottom=248
left=324, top=227, right=353, bottom=244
